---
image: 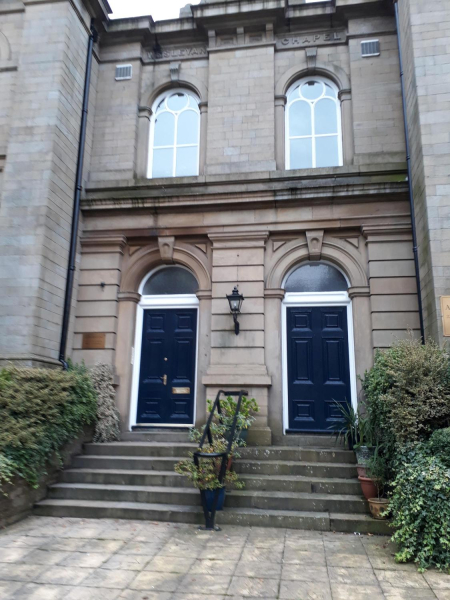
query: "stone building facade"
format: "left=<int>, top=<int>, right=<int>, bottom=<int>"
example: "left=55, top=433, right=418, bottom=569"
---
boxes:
left=0, top=0, right=448, bottom=442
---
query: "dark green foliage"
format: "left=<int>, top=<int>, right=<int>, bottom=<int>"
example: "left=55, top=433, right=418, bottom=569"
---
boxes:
left=362, top=337, right=450, bottom=446
left=390, top=444, right=450, bottom=572
left=0, top=363, right=97, bottom=488
left=428, top=428, right=450, bottom=467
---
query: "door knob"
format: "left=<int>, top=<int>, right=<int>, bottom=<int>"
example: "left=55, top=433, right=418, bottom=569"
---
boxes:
left=161, top=374, right=167, bottom=386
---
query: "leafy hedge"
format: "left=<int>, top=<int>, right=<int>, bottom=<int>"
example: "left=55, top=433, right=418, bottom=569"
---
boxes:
left=0, top=363, right=97, bottom=489
left=362, top=337, right=450, bottom=571
left=390, top=444, right=450, bottom=572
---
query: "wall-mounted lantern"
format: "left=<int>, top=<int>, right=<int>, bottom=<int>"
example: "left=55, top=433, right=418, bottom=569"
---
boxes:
left=226, top=286, right=244, bottom=335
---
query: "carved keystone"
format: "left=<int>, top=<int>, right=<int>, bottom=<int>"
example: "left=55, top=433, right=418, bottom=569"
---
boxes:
left=306, top=230, right=324, bottom=261
left=306, top=47, right=317, bottom=70
left=170, top=62, right=181, bottom=82
left=158, top=236, right=175, bottom=263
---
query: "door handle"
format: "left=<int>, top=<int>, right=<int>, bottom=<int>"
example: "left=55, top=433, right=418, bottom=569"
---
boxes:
left=161, top=374, right=167, bottom=386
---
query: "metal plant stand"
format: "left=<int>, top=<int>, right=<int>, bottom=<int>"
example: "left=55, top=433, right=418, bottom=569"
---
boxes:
left=193, top=389, right=248, bottom=531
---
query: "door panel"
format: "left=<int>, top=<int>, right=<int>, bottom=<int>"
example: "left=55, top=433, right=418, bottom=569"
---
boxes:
left=137, top=308, right=197, bottom=425
left=287, top=305, right=351, bottom=432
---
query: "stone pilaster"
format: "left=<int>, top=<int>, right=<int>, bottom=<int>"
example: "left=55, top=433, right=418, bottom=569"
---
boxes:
left=203, top=232, right=272, bottom=445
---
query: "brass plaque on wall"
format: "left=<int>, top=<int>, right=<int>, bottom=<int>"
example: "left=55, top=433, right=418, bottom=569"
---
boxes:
left=82, top=332, right=106, bottom=349
left=172, top=387, right=190, bottom=394
left=441, top=296, right=450, bottom=336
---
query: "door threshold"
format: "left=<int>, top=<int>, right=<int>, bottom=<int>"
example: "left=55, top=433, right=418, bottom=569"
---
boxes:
left=285, top=429, right=332, bottom=435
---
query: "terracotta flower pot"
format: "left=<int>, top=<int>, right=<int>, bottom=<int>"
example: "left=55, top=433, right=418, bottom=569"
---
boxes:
left=368, top=497, right=389, bottom=520
left=358, top=475, right=378, bottom=500
left=356, top=464, right=367, bottom=478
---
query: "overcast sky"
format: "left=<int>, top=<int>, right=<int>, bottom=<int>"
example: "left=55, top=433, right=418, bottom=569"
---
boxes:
left=109, top=0, right=201, bottom=21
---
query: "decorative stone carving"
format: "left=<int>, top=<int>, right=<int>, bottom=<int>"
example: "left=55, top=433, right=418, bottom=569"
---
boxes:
left=170, top=61, right=181, bottom=81
left=158, top=236, right=175, bottom=263
left=306, top=47, right=317, bottom=70
left=306, top=230, right=324, bottom=261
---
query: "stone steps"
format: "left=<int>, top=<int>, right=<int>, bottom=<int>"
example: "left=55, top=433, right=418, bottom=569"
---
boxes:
left=47, top=482, right=368, bottom=513
left=83, top=442, right=355, bottom=464
left=59, top=468, right=362, bottom=495
left=34, top=434, right=389, bottom=534
left=34, top=498, right=389, bottom=534
left=73, top=455, right=357, bottom=479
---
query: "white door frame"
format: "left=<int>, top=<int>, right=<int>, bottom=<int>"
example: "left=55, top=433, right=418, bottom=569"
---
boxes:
left=129, top=294, right=200, bottom=430
left=281, top=291, right=358, bottom=434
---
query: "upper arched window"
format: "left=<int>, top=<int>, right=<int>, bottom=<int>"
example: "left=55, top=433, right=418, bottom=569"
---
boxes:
left=142, top=266, right=199, bottom=295
left=148, top=89, right=200, bottom=179
left=286, top=78, right=342, bottom=170
left=284, top=263, right=348, bottom=293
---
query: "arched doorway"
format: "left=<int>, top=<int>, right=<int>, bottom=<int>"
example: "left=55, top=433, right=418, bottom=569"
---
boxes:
left=281, top=262, right=357, bottom=433
left=130, top=265, right=199, bottom=428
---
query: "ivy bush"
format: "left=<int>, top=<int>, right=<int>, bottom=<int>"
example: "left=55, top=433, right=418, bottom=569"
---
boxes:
left=0, top=363, right=97, bottom=489
left=390, top=444, right=450, bottom=572
left=90, top=363, right=121, bottom=443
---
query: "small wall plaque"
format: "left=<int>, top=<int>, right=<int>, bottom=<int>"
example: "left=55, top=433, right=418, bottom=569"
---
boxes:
left=172, top=387, right=190, bottom=394
left=82, top=332, right=106, bottom=349
left=441, top=296, right=450, bottom=336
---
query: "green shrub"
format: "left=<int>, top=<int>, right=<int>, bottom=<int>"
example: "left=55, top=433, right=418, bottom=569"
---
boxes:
left=428, top=428, right=450, bottom=467
left=0, top=363, right=97, bottom=488
left=90, top=363, right=121, bottom=443
left=362, top=337, right=450, bottom=449
left=390, top=444, right=450, bottom=572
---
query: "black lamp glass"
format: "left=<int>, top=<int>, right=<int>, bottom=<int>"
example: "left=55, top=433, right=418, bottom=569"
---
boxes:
left=226, top=286, right=244, bottom=335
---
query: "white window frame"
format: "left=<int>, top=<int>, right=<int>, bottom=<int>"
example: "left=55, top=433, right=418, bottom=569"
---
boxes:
left=281, top=291, right=358, bottom=434
left=285, top=76, right=343, bottom=170
left=129, top=267, right=200, bottom=430
left=147, top=88, right=201, bottom=179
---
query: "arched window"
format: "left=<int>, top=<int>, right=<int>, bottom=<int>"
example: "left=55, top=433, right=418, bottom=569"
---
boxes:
left=284, top=262, right=348, bottom=293
left=148, top=89, right=200, bottom=178
left=142, top=266, right=199, bottom=295
left=286, top=78, right=342, bottom=170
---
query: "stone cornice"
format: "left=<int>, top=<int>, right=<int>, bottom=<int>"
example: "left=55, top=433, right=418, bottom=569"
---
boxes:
left=361, top=224, right=413, bottom=241
left=80, top=234, right=127, bottom=253
left=82, top=165, right=408, bottom=213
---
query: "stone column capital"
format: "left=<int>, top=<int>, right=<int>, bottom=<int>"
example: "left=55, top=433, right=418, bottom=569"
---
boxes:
left=264, top=288, right=285, bottom=300
left=348, top=286, right=370, bottom=298
left=118, top=291, right=141, bottom=303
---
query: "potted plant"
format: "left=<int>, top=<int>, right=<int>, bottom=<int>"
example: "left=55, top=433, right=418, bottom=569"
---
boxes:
left=353, top=415, right=376, bottom=471
left=361, top=449, right=390, bottom=519
left=328, top=400, right=359, bottom=450
left=175, top=428, right=244, bottom=511
left=207, top=395, right=259, bottom=444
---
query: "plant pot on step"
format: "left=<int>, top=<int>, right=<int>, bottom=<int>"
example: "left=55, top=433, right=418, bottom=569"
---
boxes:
left=354, top=445, right=375, bottom=465
left=204, top=488, right=226, bottom=511
left=368, top=498, right=389, bottom=520
left=358, top=475, right=378, bottom=500
left=356, top=464, right=368, bottom=478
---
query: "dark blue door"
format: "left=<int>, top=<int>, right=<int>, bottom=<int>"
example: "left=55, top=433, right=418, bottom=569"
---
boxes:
left=287, top=306, right=351, bottom=432
left=137, top=308, right=197, bottom=425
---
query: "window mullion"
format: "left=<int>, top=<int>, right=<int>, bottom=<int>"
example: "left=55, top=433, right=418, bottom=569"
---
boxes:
left=311, top=100, right=316, bottom=169
left=173, top=112, right=178, bottom=177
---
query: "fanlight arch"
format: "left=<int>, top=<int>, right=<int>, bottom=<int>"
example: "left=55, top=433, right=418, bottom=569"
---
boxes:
left=140, top=265, right=199, bottom=296
left=283, top=262, right=349, bottom=293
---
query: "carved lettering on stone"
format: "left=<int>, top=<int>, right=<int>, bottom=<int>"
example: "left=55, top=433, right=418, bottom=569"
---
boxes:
left=277, top=30, right=346, bottom=50
left=147, top=46, right=207, bottom=61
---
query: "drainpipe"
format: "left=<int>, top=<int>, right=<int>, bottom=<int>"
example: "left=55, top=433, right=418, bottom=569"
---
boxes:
left=59, top=20, right=98, bottom=369
left=393, top=0, right=425, bottom=343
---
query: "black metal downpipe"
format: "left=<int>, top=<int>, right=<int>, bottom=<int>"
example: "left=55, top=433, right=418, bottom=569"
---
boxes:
left=59, top=21, right=98, bottom=369
left=393, top=0, right=425, bottom=343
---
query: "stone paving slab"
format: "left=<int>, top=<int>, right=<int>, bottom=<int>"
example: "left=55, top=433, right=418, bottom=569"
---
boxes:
left=0, top=516, right=448, bottom=599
